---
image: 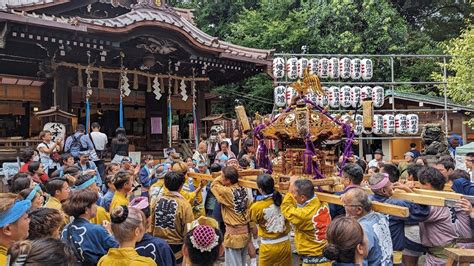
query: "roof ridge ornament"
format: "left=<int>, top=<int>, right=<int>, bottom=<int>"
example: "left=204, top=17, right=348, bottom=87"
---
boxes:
left=132, top=0, right=164, bottom=9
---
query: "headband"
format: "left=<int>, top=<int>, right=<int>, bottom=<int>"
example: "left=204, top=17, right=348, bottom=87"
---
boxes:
left=0, top=200, right=31, bottom=227
left=73, top=176, right=97, bottom=190
left=129, top=196, right=149, bottom=210
left=370, top=174, right=390, bottom=190
left=226, top=158, right=238, bottom=165
left=26, top=184, right=41, bottom=201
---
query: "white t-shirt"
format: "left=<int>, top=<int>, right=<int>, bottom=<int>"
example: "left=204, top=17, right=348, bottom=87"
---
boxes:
left=37, top=141, right=59, bottom=169
left=90, top=131, right=108, bottom=151
left=368, top=159, right=385, bottom=168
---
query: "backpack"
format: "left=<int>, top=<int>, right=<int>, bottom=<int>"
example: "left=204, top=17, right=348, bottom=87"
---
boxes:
left=68, top=134, right=85, bottom=159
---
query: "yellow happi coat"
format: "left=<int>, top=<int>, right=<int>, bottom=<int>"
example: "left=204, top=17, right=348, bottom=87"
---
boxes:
left=211, top=175, right=251, bottom=249
left=249, top=196, right=292, bottom=266
left=150, top=179, right=204, bottom=218
left=281, top=193, right=331, bottom=266
left=0, top=245, right=7, bottom=266
left=150, top=191, right=194, bottom=245
left=90, top=206, right=110, bottom=225
left=109, top=191, right=129, bottom=212
left=44, top=196, right=69, bottom=226
left=98, top=247, right=156, bottom=266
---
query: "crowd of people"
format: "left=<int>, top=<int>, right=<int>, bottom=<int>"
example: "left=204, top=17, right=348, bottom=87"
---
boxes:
left=0, top=123, right=473, bottom=266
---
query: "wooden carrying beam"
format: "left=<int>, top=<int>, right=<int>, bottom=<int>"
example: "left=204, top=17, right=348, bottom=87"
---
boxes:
left=315, top=192, right=409, bottom=218
left=188, top=172, right=409, bottom=217
left=364, top=187, right=446, bottom=207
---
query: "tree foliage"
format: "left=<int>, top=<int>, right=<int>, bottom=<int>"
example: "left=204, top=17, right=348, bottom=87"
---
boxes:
left=170, top=0, right=468, bottom=116
left=433, top=24, right=474, bottom=124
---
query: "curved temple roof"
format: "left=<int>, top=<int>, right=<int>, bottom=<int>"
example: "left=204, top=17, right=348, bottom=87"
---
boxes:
left=0, top=0, right=273, bottom=66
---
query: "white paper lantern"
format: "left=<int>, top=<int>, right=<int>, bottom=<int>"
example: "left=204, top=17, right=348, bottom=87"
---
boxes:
left=350, top=58, right=362, bottom=80
left=407, top=114, right=419, bottom=134
left=328, top=58, right=339, bottom=79
left=339, top=57, right=351, bottom=79
left=350, top=86, right=361, bottom=108
left=360, top=86, right=373, bottom=101
left=285, top=86, right=297, bottom=105
left=395, top=114, right=408, bottom=134
left=372, top=114, right=384, bottom=135
left=361, top=59, right=373, bottom=80
left=340, top=86, right=352, bottom=108
left=383, top=114, right=395, bottom=135
left=319, top=58, right=329, bottom=78
left=353, top=114, right=364, bottom=135
left=328, top=86, right=340, bottom=108
left=372, top=86, right=384, bottom=108
left=272, top=57, right=285, bottom=78
left=274, top=86, right=286, bottom=107
left=297, top=58, right=308, bottom=78
left=286, top=57, right=298, bottom=80
left=317, top=86, right=329, bottom=107
left=308, top=58, right=319, bottom=76
left=305, top=91, right=318, bottom=106
left=340, top=114, right=351, bottom=124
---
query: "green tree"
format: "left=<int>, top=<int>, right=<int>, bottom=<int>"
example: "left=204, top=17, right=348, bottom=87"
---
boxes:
left=390, top=0, right=474, bottom=41
left=433, top=24, right=474, bottom=124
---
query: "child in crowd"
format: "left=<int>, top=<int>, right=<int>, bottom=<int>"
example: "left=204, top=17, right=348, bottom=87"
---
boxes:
left=74, top=174, right=111, bottom=225
left=249, top=174, right=292, bottom=265
left=98, top=205, right=156, bottom=266
left=9, top=174, right=31, bottom=193
left=281, top=178, right=331, bottom=266
left=0, top=193, right=31, bottom=265
left=323, top=216, right=369, bottom=266
left=28, top=208, right=64, bottom=240
left=151, top=171, right=194, bottom=265
left=182, top=216, right=224, bottom=266
left=101, top=174, right=116, bottom=212
left=19, top=148, right=48, bottom=182
left=129, top=197, right=176, bottom=266
left=61, top=189, right=118, bottom=264
left=37, top=130, right=62, bottom=176
left=18, top=185, right=44, bottom=210
left=7, top=238, right=76, bottom=265
left=28, top=161, right=46, bottom=184
left=44, top=177, right=71, bottom=225
left=54, top=153, right=75, bottom=177
left=139, top=155, right=158, bottom=197
left=110, top=170, right=133, bottom=211
left=105, top=162, right=121, bottom=177
left=211, top=166, right=254, bottom=266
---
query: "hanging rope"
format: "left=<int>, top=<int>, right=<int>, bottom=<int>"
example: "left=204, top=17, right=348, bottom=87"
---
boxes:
left=85, top=51, right=92, bottom=133
left=192, top=68, right=198, bottom=150
left=119, top=52, right=125, bottom=128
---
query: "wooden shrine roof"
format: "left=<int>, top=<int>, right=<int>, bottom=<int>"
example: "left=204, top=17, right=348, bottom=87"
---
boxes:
left=0, top=1, right=273, bottom=66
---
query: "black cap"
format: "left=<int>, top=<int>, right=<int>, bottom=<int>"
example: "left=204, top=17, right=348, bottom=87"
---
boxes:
left=374, top=149, right=384, bottom=156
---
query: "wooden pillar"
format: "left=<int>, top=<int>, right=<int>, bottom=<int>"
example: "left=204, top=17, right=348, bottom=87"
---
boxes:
left=55, top=67, right=73, bottom=127
left=145, top=89, right=167, bottom=151
left=461, top=115, right=467, bottom=145
left=196, top=82, right=208, bottom=135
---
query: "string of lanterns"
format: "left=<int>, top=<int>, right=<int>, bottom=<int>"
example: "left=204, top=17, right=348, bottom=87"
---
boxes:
left=273, top=57, right=373, bottom=80
left=274, top=85, right=385, bottom=108
left=273, top=56, right=420, bottom=135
